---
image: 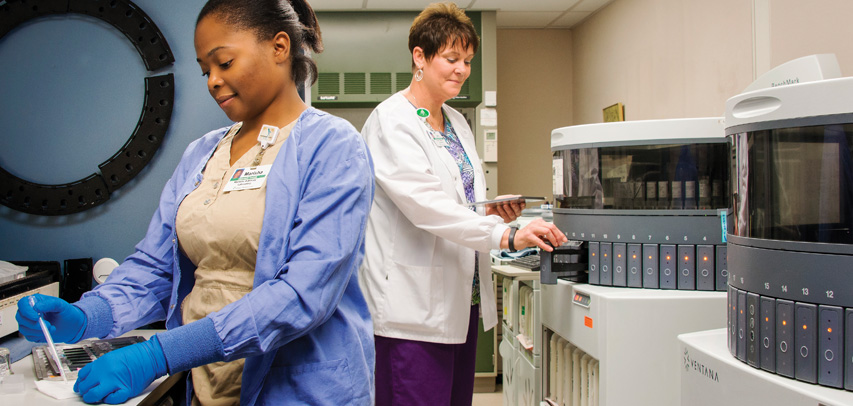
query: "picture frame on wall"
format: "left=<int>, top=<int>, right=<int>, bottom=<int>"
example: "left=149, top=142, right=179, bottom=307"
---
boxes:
left=603, top=103, right=625, bottom=122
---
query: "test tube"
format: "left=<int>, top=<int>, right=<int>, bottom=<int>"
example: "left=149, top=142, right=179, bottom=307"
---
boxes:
left=698, top=177, right=711, bottom=209
left=671, top=180, right=683, bottom=209
left=657, top=180, right=669, bottom=209
left=0, top=347, right=10, bottom=376
left=684, top=179, right=697, bottom=209
left=645, top=181, right=656, bottom=209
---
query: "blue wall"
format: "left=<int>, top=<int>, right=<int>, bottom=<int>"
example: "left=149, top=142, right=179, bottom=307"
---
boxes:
left=0, top=0, right=232, bottom=266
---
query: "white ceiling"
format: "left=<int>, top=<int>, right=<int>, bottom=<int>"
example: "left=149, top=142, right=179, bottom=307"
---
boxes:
left=310, top=0, right=616, bottom=29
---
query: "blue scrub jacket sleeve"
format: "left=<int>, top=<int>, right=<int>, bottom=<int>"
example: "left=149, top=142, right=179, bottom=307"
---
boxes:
left=74, top=295, right=115, bottom=340
left=75, top=135, right=216, bottom=339
left=155, top=318, right=223, bottom=373
left=157, top=118, right=375, bottom=371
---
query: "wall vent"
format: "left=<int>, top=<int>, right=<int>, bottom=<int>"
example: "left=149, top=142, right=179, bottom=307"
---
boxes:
left=317, top=72, right=340, bottom=95
left=396, top=72, right=413, bottom=92
left=370, top=72, right=392, bottom=94
left=344, top=72, right=366, bottom=95
left=311, top=11, right=481, bottom=108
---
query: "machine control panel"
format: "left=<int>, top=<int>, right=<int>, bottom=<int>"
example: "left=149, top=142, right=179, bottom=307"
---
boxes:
left=572, top=291, right=591, bottom=308
left=544, top=238, right=728, bottom=291
left=627, top=244, right=642, bottom=288
left=819, top=306, right=843, bottom=388
left=613, top=243, right=627, bottom=287
left=729, top=286, right=853, bottom=391
left=677, top=245, right=696, bottom=290
left=759, top=296, right=776, bottom=372
left=696, top=245, right=715, bottom=291
left=600, top=243, right=613, bottom=286
left=660, top=245, right=677, bottom=290
left=588, top=242, right=600, bottom=285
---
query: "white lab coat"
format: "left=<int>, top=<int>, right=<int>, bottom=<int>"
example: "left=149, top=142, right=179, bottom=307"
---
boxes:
left=359, top=92, right=505, bottom=344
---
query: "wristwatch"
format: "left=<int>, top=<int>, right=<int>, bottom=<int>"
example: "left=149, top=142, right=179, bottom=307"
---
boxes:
left=508, top=226, right=518, bottom=252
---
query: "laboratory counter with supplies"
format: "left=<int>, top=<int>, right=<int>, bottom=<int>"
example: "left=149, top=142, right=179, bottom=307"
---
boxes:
left=0, top=329, right=183, bottom=406
left=492, top=256, right=546, bottom=406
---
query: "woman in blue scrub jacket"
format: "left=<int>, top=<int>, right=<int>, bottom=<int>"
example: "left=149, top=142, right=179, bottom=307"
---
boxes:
left=16, top=0, right=375, bottom=404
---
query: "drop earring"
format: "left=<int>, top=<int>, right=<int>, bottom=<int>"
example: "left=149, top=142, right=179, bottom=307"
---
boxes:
left=414, top=68, right=424, bottom=82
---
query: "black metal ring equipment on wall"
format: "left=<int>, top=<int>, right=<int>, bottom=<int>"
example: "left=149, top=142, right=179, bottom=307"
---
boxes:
left=0, top=0, right=175, bottom=215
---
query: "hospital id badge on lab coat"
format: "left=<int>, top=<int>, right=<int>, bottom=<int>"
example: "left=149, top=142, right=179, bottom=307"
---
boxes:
left=224, top=165, right=272, bottom=192
left=415, top=111, right=449, bottom=148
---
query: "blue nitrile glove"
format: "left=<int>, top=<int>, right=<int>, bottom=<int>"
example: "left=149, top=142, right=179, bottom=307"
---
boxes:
left=74, top=336, right=168, bottom=404
left=15, top=294, right=87, bottom=343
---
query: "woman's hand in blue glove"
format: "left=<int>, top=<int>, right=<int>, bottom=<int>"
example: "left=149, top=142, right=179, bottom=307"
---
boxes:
left=15, top=294, right=87, bottom=343
left=74, top=336, right=169, bottom=404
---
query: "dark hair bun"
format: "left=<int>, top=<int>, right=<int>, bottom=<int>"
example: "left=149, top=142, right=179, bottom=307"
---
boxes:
left=198, top=0, right=324, bottom=85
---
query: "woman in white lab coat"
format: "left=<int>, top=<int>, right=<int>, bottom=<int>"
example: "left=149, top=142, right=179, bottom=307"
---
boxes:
left=359, top=3, right=568, bottom=405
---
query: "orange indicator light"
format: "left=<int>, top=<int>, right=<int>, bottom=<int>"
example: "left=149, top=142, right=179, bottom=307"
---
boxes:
left=783, top=320, right=787, bottom=326
left=828, top=328, right=833, bottom=333
left=684, top=256, right=689, bottom=261
left=803, top=325, right=808, bottom=330
left=765, top=317, right=769, bottom=322
left=666, top=255, right=671, bottom=261
left=648, top=256, right=652, bottom=259
left=703, top=256, right=708, bottom=261
left=592, top=253, right=596, bottom=256
left=633, top=255, right=637, bottom=259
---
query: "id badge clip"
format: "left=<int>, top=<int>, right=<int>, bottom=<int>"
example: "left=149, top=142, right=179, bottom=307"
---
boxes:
left=258, top=124, right=280, bottom=149
left=418, top=114, right=448, bottom=148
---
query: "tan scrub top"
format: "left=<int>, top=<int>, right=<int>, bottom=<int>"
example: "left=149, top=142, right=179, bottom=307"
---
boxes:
left=175, top=121, right=293, bottom=406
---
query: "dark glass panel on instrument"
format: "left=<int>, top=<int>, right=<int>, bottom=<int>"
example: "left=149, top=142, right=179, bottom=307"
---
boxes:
left=734, top=124, right=853, bottom=244
left=553, top=143, right=730, bottom=210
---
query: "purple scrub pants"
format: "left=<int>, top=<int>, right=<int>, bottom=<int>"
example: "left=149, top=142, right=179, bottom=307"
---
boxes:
left=375, top=305, right=480, bottom=406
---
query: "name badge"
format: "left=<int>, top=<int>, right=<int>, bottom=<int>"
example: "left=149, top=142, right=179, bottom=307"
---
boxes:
left=224, top=165, right=272, bottom=192
left=433, top=137, right=448, bottom=148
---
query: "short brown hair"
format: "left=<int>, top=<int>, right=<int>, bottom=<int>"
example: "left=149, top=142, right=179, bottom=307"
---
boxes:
left=408, top=2, right=479, bottom=70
